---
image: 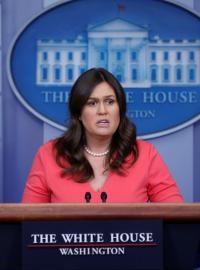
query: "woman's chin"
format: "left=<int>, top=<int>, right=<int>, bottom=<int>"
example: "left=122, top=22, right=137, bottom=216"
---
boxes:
left=94, top=132, right=113, bottom=139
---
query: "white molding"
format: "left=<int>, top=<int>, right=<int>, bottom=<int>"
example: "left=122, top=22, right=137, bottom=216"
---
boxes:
left=43, top=0, right=69, bottom=8
left=174, top=0, right=194, bottom=8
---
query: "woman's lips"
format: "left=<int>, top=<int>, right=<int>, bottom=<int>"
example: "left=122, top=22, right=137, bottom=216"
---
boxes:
left=96, top=119, right=110, bottom=127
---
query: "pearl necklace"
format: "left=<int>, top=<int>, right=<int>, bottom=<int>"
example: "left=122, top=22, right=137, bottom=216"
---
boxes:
left=84, top=145, right=109, bottom=157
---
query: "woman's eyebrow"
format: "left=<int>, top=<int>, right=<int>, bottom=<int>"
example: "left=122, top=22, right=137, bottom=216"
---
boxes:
left=88, top=95, right=116, bottom=99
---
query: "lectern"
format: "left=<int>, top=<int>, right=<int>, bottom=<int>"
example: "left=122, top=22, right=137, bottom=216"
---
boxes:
left=0, top=203, right=200, bottom=270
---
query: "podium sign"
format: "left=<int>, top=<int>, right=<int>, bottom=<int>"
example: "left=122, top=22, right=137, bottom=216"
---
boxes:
left=22, top=220, right=163, bottom=270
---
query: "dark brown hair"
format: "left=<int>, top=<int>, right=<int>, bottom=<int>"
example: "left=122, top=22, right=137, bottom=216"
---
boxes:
left=54, top=68, right=138, bottom=182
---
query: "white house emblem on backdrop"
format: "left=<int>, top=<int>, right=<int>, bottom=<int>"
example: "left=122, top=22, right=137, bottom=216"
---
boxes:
left=8, top=0, right=200, bottom=138
left=36, top=18, right=199, bottom=88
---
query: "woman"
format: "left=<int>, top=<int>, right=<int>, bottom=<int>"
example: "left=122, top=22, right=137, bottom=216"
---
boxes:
left=22, top=68, right=183, bottom=203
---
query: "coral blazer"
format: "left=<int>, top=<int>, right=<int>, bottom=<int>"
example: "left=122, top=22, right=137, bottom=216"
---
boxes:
left=22, top=140, right=183, bottom=203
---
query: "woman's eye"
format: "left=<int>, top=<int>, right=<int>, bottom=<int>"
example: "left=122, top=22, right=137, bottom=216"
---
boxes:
left=105, top=99, right=115, bottom=105
left=87, top=100, right=96, bottom=106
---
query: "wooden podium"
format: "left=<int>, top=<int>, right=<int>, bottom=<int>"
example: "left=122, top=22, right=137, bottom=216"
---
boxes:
left=0, top=203, right=200, bottom=269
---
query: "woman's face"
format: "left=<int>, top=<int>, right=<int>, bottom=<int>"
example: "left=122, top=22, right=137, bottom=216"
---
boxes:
left=80, top=81, right=120, bottom=141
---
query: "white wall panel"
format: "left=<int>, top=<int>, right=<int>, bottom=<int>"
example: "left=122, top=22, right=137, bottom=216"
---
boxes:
left=175, top=0, right=194, bottom=8
left=44, top=0, right=64, bottom=8
left=0, top=3, right=3, bottom=202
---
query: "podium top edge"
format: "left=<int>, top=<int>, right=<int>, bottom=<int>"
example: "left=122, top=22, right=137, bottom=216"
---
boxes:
left=0, top=203, right=200, bottom=222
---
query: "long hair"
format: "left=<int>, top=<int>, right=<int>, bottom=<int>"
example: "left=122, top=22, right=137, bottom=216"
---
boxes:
left=54, top=68, right=138, bottom=182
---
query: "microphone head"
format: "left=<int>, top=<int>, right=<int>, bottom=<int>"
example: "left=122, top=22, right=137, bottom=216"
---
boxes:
left=85, top=192, right=91, bottom=203
left=100, top=191, right=107, bottom=203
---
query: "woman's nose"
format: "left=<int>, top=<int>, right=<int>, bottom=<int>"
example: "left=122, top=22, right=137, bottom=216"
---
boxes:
left=97, top=102, right=107, bottom=114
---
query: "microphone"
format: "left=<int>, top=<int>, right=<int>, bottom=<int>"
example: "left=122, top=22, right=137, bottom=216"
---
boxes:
left=100, top=192, right=107, bottom=203
left=85, top=192, right=91, bottom=203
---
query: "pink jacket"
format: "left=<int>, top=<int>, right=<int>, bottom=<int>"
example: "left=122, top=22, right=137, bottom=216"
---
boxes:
left=22, top=140, right=183, bottom=203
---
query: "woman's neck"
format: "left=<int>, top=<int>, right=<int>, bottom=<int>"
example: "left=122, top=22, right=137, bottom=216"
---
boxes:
left=85, top=135, right=111, bottom=152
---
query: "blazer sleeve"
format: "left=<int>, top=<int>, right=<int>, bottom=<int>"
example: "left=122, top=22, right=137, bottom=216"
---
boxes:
left=22, top=148, right=51, bottom=203
left=147, top=144, right=184, bottom=202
